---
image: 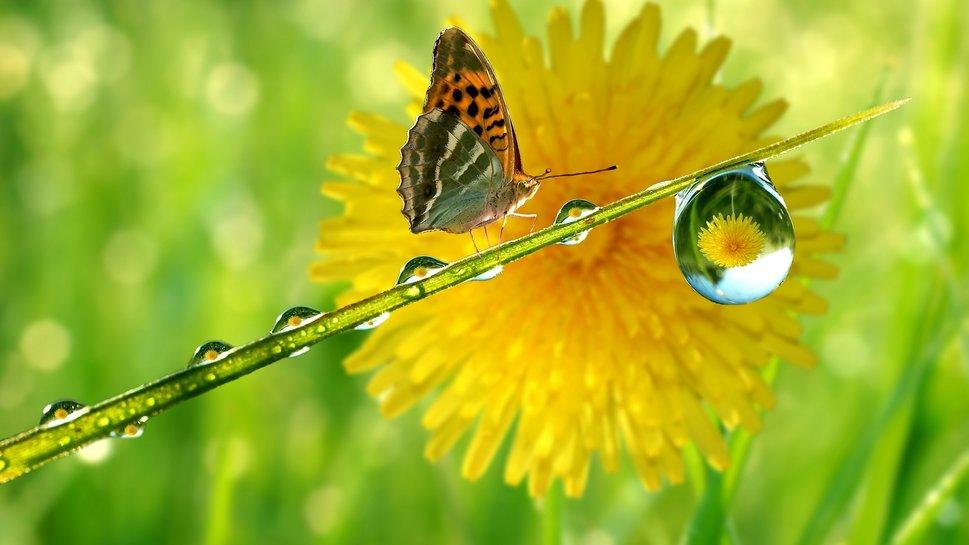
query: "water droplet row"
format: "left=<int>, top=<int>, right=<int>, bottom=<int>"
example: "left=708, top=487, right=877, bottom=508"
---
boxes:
left=38, top=399, right=151, bottom=440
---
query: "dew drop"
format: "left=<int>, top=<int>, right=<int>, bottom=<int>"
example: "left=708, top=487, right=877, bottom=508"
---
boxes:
left=188, top=340, right=234, bottom=367
left=397, top=256, right=448, bottom=284
left=673, top=163, right=795, bottom=304
left=553, top=199, right=600, bottom=245
left=401, top=285, right=422, bottom=300
left=269, top=307, right=322, bottom=358
left=39, top=399, right=88, bottom=427
left=0, top=456, right=7, bottom=471
left=471, top=264, right=503, bottom=281
left=355, top=312, right=390, bottom=330
left=271, top=306, right=324, bottom=333
left=111, top=416, right=149, bottom=439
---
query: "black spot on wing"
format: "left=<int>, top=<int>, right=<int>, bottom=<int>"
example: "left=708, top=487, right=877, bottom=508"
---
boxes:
left=446, top=105, right=460, bottom=117
left=489, top=134, right=507, bottom=143
left=452, top=89, right=463, bottom=101
left=466, top=85, right=478, bottom=98
left=486, top=118, right=505, bottom=130
left=467, top=101, right=479, bottom=117
left=482, top=106, right=499, bottom=119
left=473, top=125, right=483, bottom=136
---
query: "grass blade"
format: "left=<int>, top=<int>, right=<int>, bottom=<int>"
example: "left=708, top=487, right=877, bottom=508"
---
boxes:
left=796, top=279, right=958, bottom=545
left=822, top=71, right=890, bottom=229
left=889, top=451, right=969, bottom=545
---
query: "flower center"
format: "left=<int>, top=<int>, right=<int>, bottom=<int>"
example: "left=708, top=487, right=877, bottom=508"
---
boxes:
left=697, top=213, right=767, bottom=268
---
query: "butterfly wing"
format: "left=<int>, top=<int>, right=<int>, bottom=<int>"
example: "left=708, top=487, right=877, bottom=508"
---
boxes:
left=424, top=27, right=528, bottom=180
left=397, top=108, right=506, bottom=234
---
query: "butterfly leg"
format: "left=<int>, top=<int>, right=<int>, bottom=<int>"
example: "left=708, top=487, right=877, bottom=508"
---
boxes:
left=483, top=225, right=492, bottom=249
left=469, top=230, right=481, bottom=254
left=499, top=215, right=509, bottom=244
left=510, top=212, right=538, bottom=234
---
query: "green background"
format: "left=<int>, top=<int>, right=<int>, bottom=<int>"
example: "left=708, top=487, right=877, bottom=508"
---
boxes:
left=0, top=1, right=966, bottom=544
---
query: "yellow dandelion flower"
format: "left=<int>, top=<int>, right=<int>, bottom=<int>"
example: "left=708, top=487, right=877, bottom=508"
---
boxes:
left=698, top=213, right=768, bottom=267
left=312, top=0, right=844, bottom=497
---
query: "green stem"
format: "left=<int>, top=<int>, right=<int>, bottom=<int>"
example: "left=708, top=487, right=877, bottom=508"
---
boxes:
left=541, top=483, right=563, bottom=545
left=682, top=461, right=725, bottom=545
left=0, top=100, right=906, bottom=485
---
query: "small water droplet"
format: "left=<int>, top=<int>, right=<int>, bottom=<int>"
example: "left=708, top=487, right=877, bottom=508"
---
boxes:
left=553, top=199, right=600, bottom=245
left=111, top=416, right=149, bottom=439
left=355, top=312, right=390, bottom=330
left=397, top=256, right=449, bottom=284
left=97, top=416, right=111, bottom=427
left=471, top=264, right=503, bottom=281
left=188, top=340, right=234, bottom=367
left=58, top=436, right=72, bottom=447
left=0, top=456, right=7, bottom=471
left=146, top=397, right=156, bottom=408
left=270, top=306, right=324, bottom=334
left=39, top=399, right=87, bottom=427
left=673, top=163, right=794, bottom=304
left=402, top=285, right=422, bottom=300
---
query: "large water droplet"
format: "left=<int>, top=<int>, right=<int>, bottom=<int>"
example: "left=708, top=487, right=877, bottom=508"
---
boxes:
left=40, top=399, right=88, bottom=427
left=673, top=163, right=794, bottom=304
left=111, top=416, right=149, bottom=439
left=553, top=199, right=600, bottom=245
left=188, top=340, right=235, bottom=367
left=397, top=256, right=448, bottom=284
left=271, top=306, right=324, bottom=333
left=471, top=265, right=503, bottom=281
left=355, top=312, right=390, bottom=330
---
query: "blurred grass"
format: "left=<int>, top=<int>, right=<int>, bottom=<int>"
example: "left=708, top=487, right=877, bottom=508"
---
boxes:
left=0, top=0, right=967, bottom=544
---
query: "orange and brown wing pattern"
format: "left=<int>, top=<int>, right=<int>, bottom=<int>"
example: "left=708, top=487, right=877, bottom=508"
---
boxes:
left=423, top=27, right=528, bottom=180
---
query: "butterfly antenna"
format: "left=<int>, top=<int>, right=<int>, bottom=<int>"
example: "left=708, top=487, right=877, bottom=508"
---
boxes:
left=538, top=165, right=617, bottom=181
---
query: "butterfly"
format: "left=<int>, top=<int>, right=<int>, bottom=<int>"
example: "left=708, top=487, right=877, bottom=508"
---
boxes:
left=396, top=27, right=614, bottom=235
